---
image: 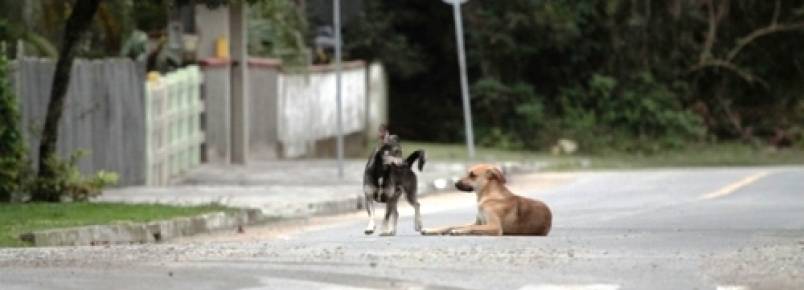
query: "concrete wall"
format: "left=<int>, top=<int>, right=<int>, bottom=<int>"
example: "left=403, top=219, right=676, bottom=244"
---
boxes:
left=277, top=61, right=367, bottom=158
left=194, top=4, right=231, bottom=164
left=199, top=59, right=231, bottom=163
left=194, top=4, right=230, bottom=59
left=365, top=62, right=388, bottom=142
left=201, top=58, right=386, bottom=160
left=247, top=59, right=281, bottom=159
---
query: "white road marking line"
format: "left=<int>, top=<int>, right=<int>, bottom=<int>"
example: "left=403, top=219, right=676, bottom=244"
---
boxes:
left=519, top=284, right=620, bottom=290
left=321, top=287, right=379, bottom=290
left=241, top=277, right=380, bottom=290
left=716, top=285, right=749, bottom=290
left=699, top=171, right=770, bottom=200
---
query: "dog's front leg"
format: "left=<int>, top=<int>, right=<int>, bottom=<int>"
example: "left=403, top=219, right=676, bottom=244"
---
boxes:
left=448, top=213, right=503, bottom=236
left=421, top=222, right=476, bottom=236
left=447, top=224, right=503, bottom=236
left=420, top=226, right=454, bottom=235
left=363, top=187, right=377, bottom=235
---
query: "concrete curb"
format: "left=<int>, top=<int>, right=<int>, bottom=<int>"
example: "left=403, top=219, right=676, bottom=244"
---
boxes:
left=19, top=209, right=266, bottom=247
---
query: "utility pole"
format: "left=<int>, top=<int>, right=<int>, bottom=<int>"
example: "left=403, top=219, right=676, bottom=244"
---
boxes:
left=334, top=0, right=344, bottom=178
left=230, top=2, right=249, bottom=164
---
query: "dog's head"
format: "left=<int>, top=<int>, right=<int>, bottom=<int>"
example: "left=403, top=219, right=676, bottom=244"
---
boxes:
left=374, top=139, right=402, bottom=173
left=378, top=124, right=389, bottom=142
left=455, top=164, right=506, bottom=192
left=379, top=134, right=402, bottom=158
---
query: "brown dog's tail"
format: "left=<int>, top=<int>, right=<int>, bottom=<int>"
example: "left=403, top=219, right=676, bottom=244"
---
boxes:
left=405, top=150, right=426, bottom=171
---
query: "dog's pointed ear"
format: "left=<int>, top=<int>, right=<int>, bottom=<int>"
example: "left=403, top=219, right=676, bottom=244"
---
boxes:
left=487, top=167, right=506, bottom=184
left=379, top=124, right=389, bottom=142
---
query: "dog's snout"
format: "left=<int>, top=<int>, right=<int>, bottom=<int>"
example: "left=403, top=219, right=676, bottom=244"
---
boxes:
left=455, top=181, right=473, bottom=192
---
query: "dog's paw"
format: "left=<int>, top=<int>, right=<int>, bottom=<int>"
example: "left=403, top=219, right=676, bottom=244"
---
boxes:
left=420, top=228, right=445, bottom=235
left=448, top=229, right=468, bottom=235
left=415, top=223, right=422, bottom=232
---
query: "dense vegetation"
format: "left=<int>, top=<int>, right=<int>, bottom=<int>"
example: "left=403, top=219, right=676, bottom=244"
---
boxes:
left=344, top=0, right=804, bottom=152
left=0, top=45, right=28, bottom=202
left=2, top=0, right=802, bottom=162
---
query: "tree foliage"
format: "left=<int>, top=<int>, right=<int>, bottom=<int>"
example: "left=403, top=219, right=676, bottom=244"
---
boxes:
left=0, top=44, right=29, bottom=202
left=248, top=0, right=309, bottom=66
left=345, top=0, right=804, bottom=152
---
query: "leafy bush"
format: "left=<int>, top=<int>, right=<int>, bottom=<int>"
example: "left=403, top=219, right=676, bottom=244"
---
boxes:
left=472, top=79, right=547, bottom=149
left=466, top=72, right=705, bottom=153
left=0, top=42, right=28, bottom=203
left=249, top=0, right=309, bottom=67
left=476, top=127, right=523, bottom=150
left=555, top=72, right=705, bottom=153
left=30, top=150, right=119, bottom=202
left=793, top=100, right=804, bottom=148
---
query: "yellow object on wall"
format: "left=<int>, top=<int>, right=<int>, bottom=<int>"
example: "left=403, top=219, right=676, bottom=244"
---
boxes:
left=216, top=37, right=229, bottom=59
left=147, top=71, right=161, bottom=83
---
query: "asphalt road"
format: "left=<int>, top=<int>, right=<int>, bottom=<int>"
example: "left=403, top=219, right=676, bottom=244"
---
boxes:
left=1, top=166, right=803, bottom=290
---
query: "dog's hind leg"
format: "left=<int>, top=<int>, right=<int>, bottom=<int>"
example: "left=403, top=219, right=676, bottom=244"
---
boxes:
left=379, top=197, right=399, bottom=236
left=363, top=186, right=377, bottom=235
left=405, top=188, right=422, bottom=232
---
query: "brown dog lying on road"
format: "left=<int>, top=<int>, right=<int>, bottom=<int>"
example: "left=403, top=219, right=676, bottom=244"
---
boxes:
left=421, top=164, right=552, bottom=236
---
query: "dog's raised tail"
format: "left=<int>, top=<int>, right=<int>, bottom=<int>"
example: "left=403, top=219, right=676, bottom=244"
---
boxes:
left=405, top=150, right=426, bottom=171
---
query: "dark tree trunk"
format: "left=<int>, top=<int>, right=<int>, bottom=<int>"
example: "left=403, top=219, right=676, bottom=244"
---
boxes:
left=33, top=0, right=102, bottom=202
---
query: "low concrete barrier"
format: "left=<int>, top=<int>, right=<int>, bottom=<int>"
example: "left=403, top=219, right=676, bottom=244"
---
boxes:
left=19, top=209, right=266, bottom=247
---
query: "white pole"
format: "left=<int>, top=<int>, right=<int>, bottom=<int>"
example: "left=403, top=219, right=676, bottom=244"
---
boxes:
left=334, top=0, right=345, bottom=178
left=452, top=2, right=475, bottom=159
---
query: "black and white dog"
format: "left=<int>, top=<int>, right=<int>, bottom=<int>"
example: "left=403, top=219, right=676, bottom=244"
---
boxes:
left=363, top=126, right=425, bottom=236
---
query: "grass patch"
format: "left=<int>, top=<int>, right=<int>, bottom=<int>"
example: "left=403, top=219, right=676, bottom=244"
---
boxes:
left=0, top=202, right=233, bottom=247
left=402, top=141, right=804, bottom=170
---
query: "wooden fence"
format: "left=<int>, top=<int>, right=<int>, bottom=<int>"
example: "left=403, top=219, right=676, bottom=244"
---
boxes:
left=11, top=58, right=147, bottom=186
left=10, top=58, right=202, bottom=186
